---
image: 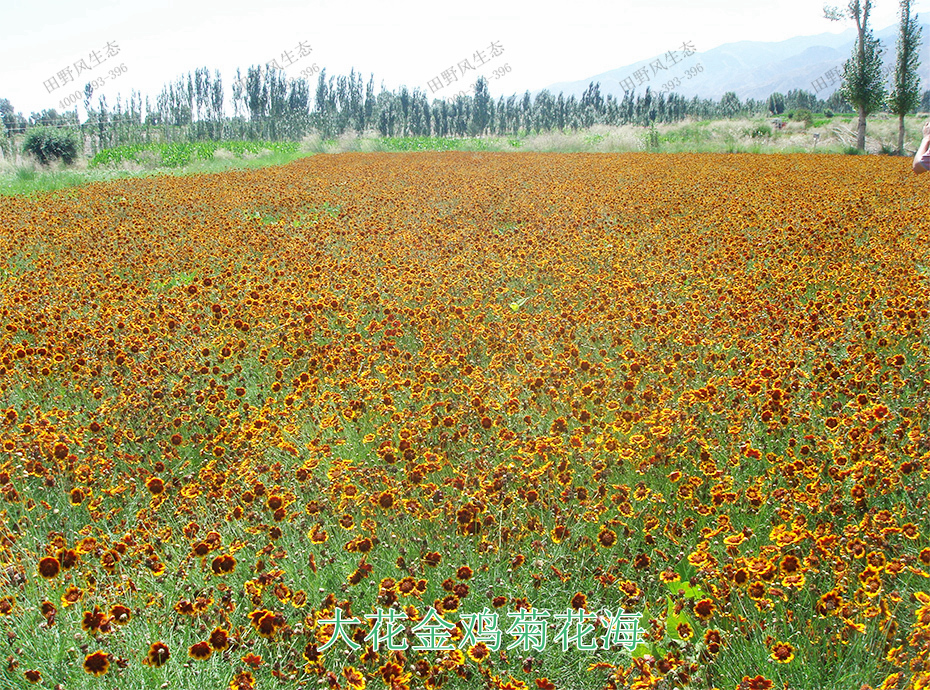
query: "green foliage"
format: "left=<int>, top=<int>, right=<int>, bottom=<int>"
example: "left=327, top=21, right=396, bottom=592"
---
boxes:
left=15, top=168, right=35, bottom=183
left=22, top=127, right=78, bottom=166
left=887, top=0, right=922, bottom=117
left=840, top=28, right=886, bottom=117
left=879, top=142, right=900, bottom=155
left=470, top=76, right=491, bottom=136
left=89, top=140, right=299, bottom=169
left=659, top=122, right=711, bottom=144
left=644, top=123, right=660, bottom=151
left=767, top=92, right=786, bottom=115
left=791, top=108, right=814, bottom=127
left=719, top=91, right=741, bottom=118
left=747, top=123, right=772, bottom=138
left=376, top=137, right=491, bottom=152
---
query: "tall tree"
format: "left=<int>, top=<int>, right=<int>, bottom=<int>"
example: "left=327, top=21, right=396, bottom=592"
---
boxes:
left=826, top=0, right=885, bottom=150
left=719, top=91, right=741, bottom=118
left=0, top=98, right=15, bottom=137
left=364, top=75, right=376, bottom=131
left=314, top=69, right=330, bottom=136
left=767, top=92, right=786, bottom=115
left=887, top=0, right=922, bottom=154
left=471, top=77, right=491, bottom=136
left=209, top=70, right=225, bottom=139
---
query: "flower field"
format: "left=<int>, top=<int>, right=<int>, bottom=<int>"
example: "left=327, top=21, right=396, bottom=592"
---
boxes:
left=0, top=151, right=929, bottom=690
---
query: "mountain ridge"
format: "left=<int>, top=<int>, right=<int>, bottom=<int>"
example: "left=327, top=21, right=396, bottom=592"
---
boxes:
left=539, top=22, right=928, bottom=102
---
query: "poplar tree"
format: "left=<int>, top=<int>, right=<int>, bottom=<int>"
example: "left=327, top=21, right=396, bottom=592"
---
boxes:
left=887, top=0, right=922, bottom=154
left=471, top=77, right=491, bottom=136
left=826, top=0, right=885, bottom=151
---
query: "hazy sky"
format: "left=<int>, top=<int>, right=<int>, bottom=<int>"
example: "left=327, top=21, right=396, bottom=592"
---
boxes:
left=2, top=0, right=928, bottom=117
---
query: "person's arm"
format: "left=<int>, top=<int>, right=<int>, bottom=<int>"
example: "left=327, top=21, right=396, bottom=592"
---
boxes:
left=913, top=121, right=930, bottom=174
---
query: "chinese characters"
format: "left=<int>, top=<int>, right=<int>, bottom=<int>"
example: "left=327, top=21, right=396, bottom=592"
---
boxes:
left=43, top=40, right=121, bottom=94
left=426, top=41, right=506, bottom=99
left=811, top=62, right=895, bottom=94
left=618, top=41, right=696, bottom=94
left=316, top=606, right=645, bottom=653
left=231, top=41, right=318, bottom=93
left=811, top=66, right=843, bottom=94
left=659, top=63, right=705, bottom=97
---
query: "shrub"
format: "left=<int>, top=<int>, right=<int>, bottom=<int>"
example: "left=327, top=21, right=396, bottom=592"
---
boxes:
left=22, top=127, right=79, bottom=166
left=747, top=123, right=772, bottom=139
left=644, top=123, right=660, bottom=151
left=789, top=109, right=814, bottom=127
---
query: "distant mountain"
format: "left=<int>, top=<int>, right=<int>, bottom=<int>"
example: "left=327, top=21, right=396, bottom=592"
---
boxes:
left=540, top=23, right=930, bottom=102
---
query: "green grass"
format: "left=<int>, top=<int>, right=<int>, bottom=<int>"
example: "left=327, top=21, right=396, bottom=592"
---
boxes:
left=0, top=166, right=149, bottom=197
left=374, top=136, right=494, bottom=152
left=88, top=140, right=299, bottom=168
left=0, top=144, right=313, bottom=197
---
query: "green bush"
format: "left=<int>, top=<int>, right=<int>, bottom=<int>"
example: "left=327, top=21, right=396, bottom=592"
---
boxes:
left=789, top=109, right=814, bottom=127
left=22, top=127, right=78, bottom=166
left=747, top=123, right=772, bottom=138
left=644, top=123, right=660, bottom=151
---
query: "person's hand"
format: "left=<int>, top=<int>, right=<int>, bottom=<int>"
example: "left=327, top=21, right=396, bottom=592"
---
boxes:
left=923, top=120, right=930, bottom=138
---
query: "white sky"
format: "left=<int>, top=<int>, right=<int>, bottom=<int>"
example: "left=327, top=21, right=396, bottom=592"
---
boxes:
left=2, top=0, right=928, bottom=117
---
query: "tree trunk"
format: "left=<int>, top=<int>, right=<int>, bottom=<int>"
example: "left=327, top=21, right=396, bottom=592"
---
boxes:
left=898, top=114, right=905, bottom=155
left=857, top=106, right=867, bottom=151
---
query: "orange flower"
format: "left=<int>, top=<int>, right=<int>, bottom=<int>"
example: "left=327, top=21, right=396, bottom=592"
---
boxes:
left=61, top=586, right=82, bottom=607
left=255, top=611, right=284, bottom=638
left=211, top=554, right=236, bottom=575
left=816, top=589, right=843, bottom=616
left=344, top=665, right=366, bottom=689
left=770, top=641, right=795, bottom=663
left=693, top=599, right=715, bottom=621
left=189, top=641, right=212, bottom=660
left=241, top=653, right=263, bottom=668
left=229, top=671, right=256, bottom=690
left=38, top=556, right=60, bottom=579
left=570, top=592, right=587, bottom=610
left=143, top=641, right=170, bottom=667
left=109, top=604, right=131, bottom=624
left=209, top=627, right=230, bottom=650
left=57, top=548, right=78, bottom=570
left=83, top=651, right=109, bottom=676
left=82, top=607, right=110, bottom=634
left=467, top=642, right=491, bottom=662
